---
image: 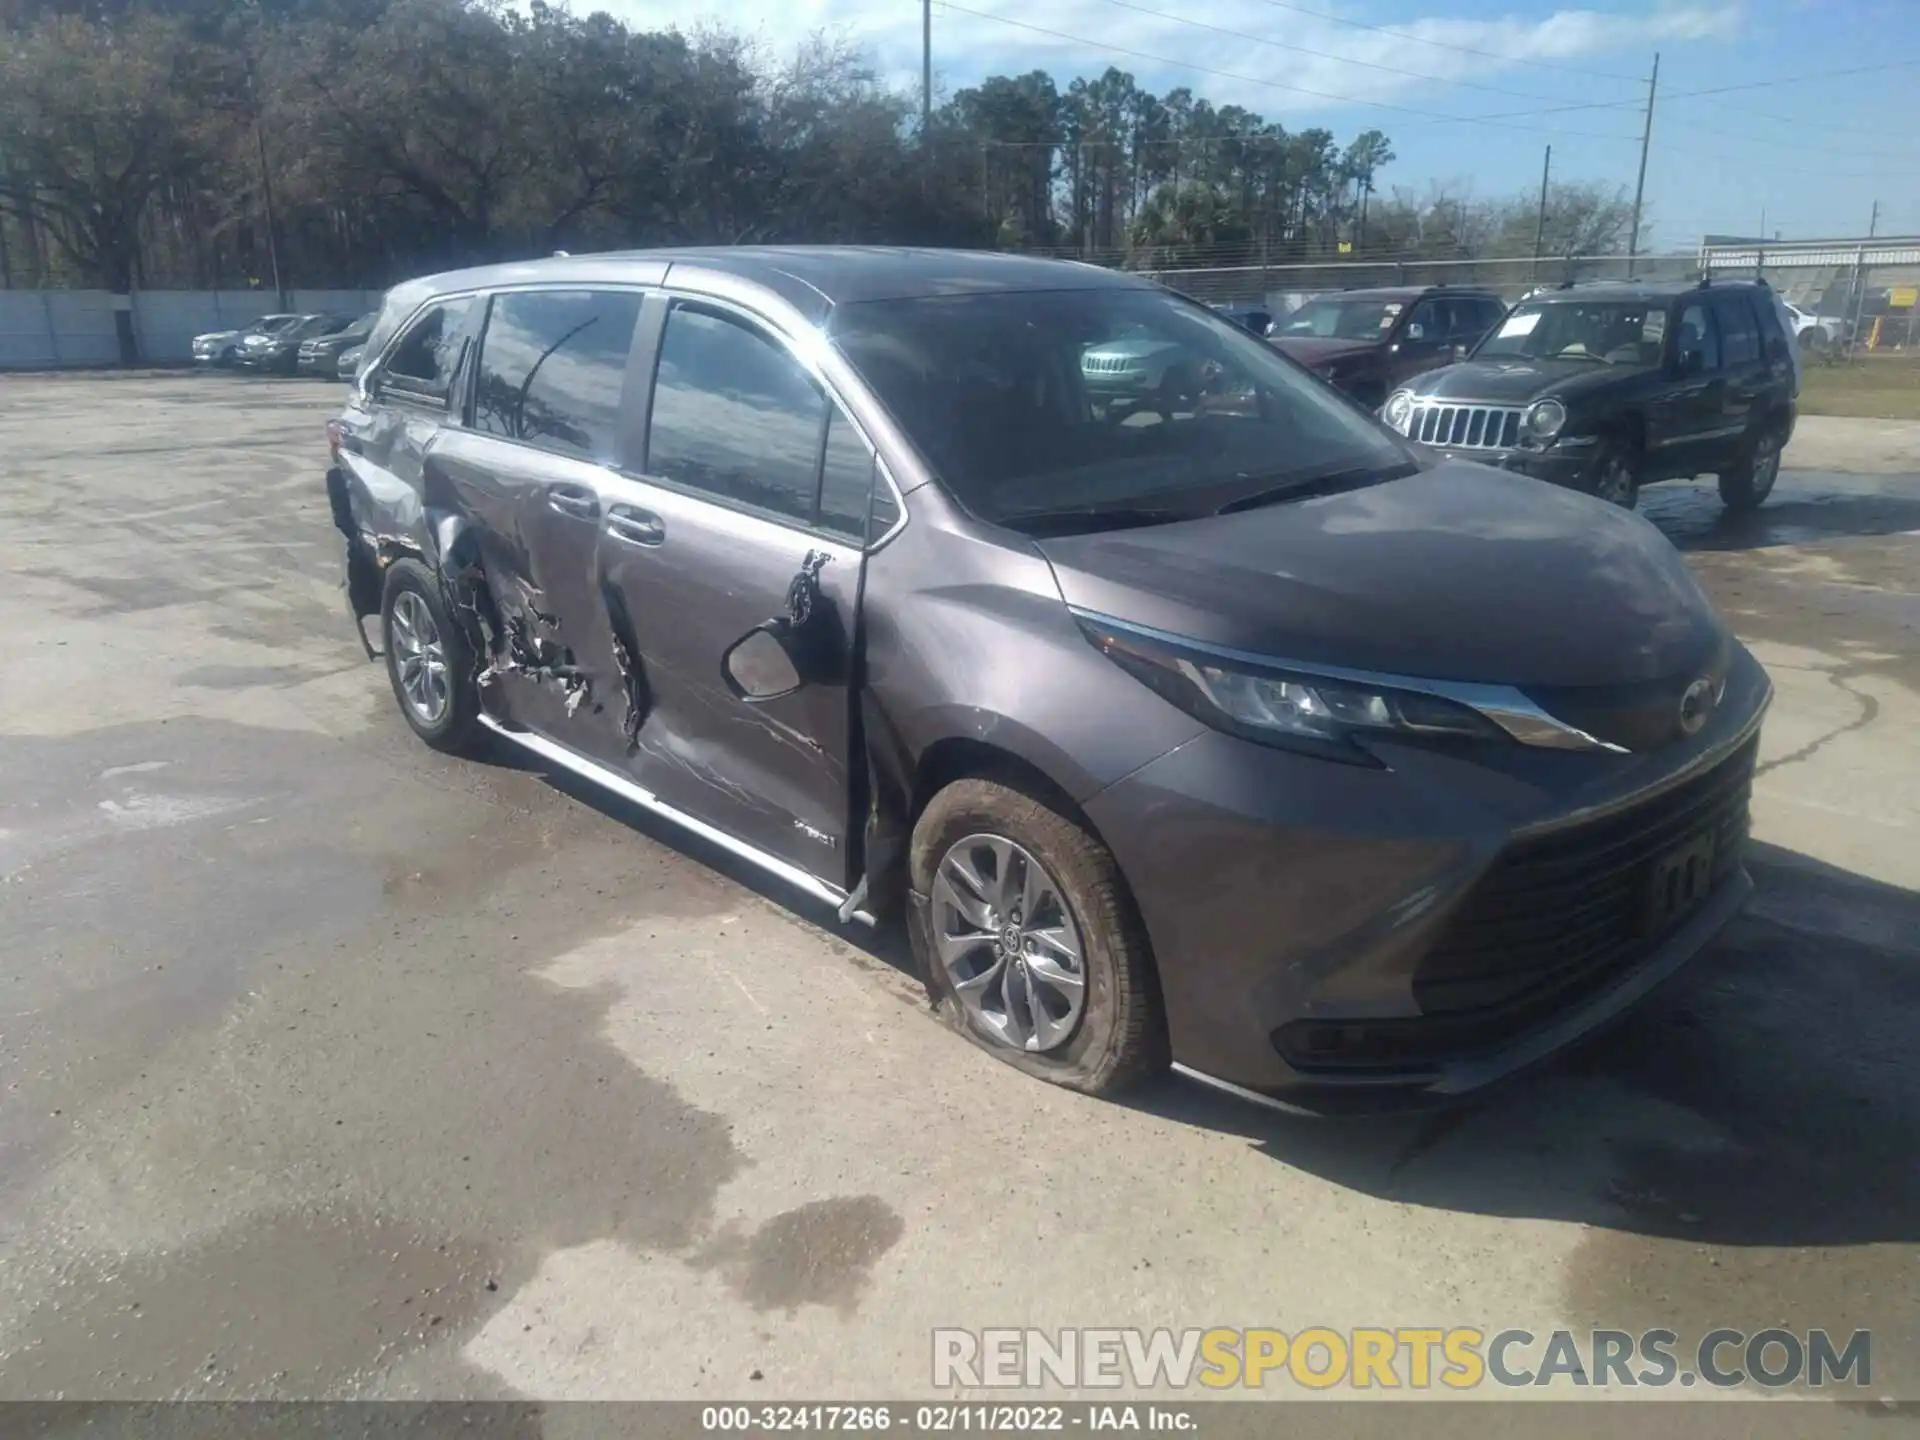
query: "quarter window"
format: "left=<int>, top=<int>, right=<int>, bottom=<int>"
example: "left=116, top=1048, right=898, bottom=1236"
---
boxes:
left=1675, top=302, right=1721, bottom=373
left=383, top=297, right=474, bottom=397
left=646, top=306, right=827, bottom=525
left=471, top=290, right=642, bottom=464
left=818, top=406, right=878, bottom=542
left=1713, top=295, right=1760, bottom=366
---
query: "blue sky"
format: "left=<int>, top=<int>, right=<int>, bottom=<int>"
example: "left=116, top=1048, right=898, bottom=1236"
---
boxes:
left=599, top=0, right=1917, bottom=250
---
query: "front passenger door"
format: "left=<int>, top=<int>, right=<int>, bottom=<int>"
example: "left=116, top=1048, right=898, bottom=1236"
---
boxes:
left=596, top=300, right=892, bottom=886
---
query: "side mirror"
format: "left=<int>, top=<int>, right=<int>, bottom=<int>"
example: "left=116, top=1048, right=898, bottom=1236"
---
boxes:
left=1405, top=322, right=1426, bottom=342
left=721, top=623, right=802, bottom=701
left=1677, top=348, right=1705, bottom=377
left=1451, top=342, right=1471, bottom=362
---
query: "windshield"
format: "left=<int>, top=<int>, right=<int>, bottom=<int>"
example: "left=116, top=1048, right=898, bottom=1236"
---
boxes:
left=1474, top=300, right=1666, bottom=367
left=1276, top=297, right=1405, bottom=341
left=830, top=286, right=1409, bottom=529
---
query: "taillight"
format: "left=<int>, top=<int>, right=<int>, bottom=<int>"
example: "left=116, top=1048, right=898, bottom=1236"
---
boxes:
left=326, top=419, right=345, bottom=463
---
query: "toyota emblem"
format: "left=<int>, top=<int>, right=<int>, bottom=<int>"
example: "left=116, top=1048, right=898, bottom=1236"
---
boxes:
left=1678, top=677, right=1717, bottom=736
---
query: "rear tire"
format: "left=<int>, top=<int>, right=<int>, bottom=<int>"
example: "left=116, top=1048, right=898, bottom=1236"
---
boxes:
left=1718, top=424, right=1784, bottom=511
left=909, top=778, right=1165, bottom=1097
left=380, top=558, right=482, bottom=753
left=1589, top=436, right=1641, bottom=510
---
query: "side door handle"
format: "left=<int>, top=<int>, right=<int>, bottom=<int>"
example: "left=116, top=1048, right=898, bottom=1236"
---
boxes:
left=547, top=484, right=600, bottom=520
left=606, top=505, right=665, bottom=547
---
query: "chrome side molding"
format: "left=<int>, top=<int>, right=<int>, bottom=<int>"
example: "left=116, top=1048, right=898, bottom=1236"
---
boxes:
left=477, top=715, right=877, bottom=926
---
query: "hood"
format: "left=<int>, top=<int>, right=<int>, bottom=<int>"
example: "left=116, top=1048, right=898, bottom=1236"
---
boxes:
left=1035, top=461, right=1722, bottom=690
left=193, top=330, right=239, bottom=345
left=1406, top=358, right=1636, bottom=404
left=303, top=332, right=363, bottom=351
left=1270, top=336, right=1380, bottom=370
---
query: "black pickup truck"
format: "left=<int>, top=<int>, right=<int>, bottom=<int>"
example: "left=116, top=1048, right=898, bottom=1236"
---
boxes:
left=1379, top=277, right=1797, bottom=512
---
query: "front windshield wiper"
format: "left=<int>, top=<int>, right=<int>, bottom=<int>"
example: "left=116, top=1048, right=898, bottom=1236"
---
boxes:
left=998, top=505, right=1189, bottom=537
left=1213, top=461, right=1419, bottom=516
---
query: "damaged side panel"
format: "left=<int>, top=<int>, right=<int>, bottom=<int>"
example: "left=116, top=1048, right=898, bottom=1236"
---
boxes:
left=420, top=427, right=642, bottom=768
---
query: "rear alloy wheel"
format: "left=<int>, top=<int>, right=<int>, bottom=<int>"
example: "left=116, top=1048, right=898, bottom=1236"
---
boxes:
left=910, top=778, right=1165, bottom=1096
left=381, top=557, right=482, bottom=753
left=1590, top=439, right=1641, bottom=510
left=1718, top=427, right=1783, bottom=512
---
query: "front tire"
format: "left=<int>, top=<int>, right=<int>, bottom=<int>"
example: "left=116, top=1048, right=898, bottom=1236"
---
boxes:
left=380, top=558, right=482, bottom=753
left=909, top=778, right=1165, bottom=1096
left=1719, top=424, right=1784, bottom=511
left=1590, top=437, right=1641, bottom=510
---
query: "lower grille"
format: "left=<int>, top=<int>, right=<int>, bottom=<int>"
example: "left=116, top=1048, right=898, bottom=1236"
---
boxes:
left=1276, top=736, right=1758, bottom=1075
left=1405, top=402, right=1524, bottom=449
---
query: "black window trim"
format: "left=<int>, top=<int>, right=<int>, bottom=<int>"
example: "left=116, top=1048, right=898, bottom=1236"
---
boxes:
left=638, top=288, right=909, bottom=552
left=458, top=283, right=653, bottom=468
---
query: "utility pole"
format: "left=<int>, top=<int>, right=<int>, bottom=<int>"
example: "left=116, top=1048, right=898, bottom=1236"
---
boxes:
left=1869, top=199, right=1879, bottom=237
left=244, top=54, right=285, bottom=305
left=1531, top=144, right=1551, bottom=280
left=1626, top=51, right=1658, bottom=278
left=921, top=0, right=933, bottom=142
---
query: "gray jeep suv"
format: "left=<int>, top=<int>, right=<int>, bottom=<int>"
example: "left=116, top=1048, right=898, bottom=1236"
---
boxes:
left=326, top=248, right=1769, bottom=1112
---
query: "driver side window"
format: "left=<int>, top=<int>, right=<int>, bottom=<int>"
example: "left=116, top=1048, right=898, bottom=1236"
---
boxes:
left=1675, top=302, right=1721, bottom=374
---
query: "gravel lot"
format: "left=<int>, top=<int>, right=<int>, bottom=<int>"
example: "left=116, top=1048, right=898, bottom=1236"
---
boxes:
left=2, top=373, right=1918, bottom=1416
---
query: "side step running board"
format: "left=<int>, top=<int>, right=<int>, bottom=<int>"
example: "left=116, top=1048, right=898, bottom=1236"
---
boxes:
left=478, top=714, right=876, bottom=926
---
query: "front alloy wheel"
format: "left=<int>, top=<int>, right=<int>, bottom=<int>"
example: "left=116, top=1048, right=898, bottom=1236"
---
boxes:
left=930, top=834, right=1087, bottom=1053
left=908, top=777, right=1165, bottom=1095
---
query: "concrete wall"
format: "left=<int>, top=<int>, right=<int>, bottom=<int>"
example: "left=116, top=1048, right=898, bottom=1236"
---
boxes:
left=0, top=289, right=386, bottom=369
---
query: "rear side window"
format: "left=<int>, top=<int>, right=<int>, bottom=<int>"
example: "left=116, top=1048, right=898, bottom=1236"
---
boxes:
left=383, top=297, right=474, bottom=397
left=1713, top=294, right=1760, bottom=366
left=646, top=306, right=827, bottom=524
left=471, top=289, right=642, bottom=464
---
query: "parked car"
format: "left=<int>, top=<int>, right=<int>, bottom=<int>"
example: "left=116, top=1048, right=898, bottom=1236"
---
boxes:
left=326, top=249, right=1770, bottom=1112
left=192, top=313, right=300, bottom=367
left=1777, top=298, right=1847, bottom=353
left=1380, top=277, right=1796, bottom=512
left=335, top=344, right=366, bottom=381
left=1269, top=285, right=1507, bottom=409
left=298, top=312, right=376, bottom=377
left=236, top=312, right=361, bottom=375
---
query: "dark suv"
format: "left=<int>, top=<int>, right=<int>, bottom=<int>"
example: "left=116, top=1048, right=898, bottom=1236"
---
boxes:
left=325, top=249, right=1768, bottom=1113
left=1270, top=285, right=1507, bottom=409
left=1381, top=278, right=1796, bottom=512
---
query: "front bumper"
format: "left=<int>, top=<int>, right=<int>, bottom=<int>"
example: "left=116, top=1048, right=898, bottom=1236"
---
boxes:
left=1084, top=644, right=1771, bottom=1111
left=1424, top=440, right=1596, bottom=490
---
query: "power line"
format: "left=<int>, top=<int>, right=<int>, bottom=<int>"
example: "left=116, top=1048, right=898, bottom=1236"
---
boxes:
left=1231, top=0, right=1645, bottom=84
left=1452, top=56, right=1920, bottom=126
left=938, top=2, right=1642, bottom=142
left=1084, top=0, right=1582, bottom=107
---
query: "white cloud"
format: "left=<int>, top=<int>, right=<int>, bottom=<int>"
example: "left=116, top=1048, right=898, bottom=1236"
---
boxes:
left=585, top=0, right=1742, bottom=125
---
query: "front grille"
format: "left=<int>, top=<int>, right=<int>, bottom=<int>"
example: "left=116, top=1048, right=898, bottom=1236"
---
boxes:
left=1403, top=402, right=1524, bottom=449
left=1082, top=355, right=1136, bottom=375
left=1275, top=736, right=1757, bottom=1075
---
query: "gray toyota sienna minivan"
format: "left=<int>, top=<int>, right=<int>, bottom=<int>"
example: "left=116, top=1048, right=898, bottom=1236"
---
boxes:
left=325, top=247, right=1770, bottom=1112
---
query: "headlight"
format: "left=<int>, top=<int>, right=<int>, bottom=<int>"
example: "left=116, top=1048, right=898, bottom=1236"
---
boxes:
left=1079, top=618, right=1505, bottom=763
left=1523, top=398, right=1566, bottom=443
left=1382, top=389, right=1415, bottom=432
